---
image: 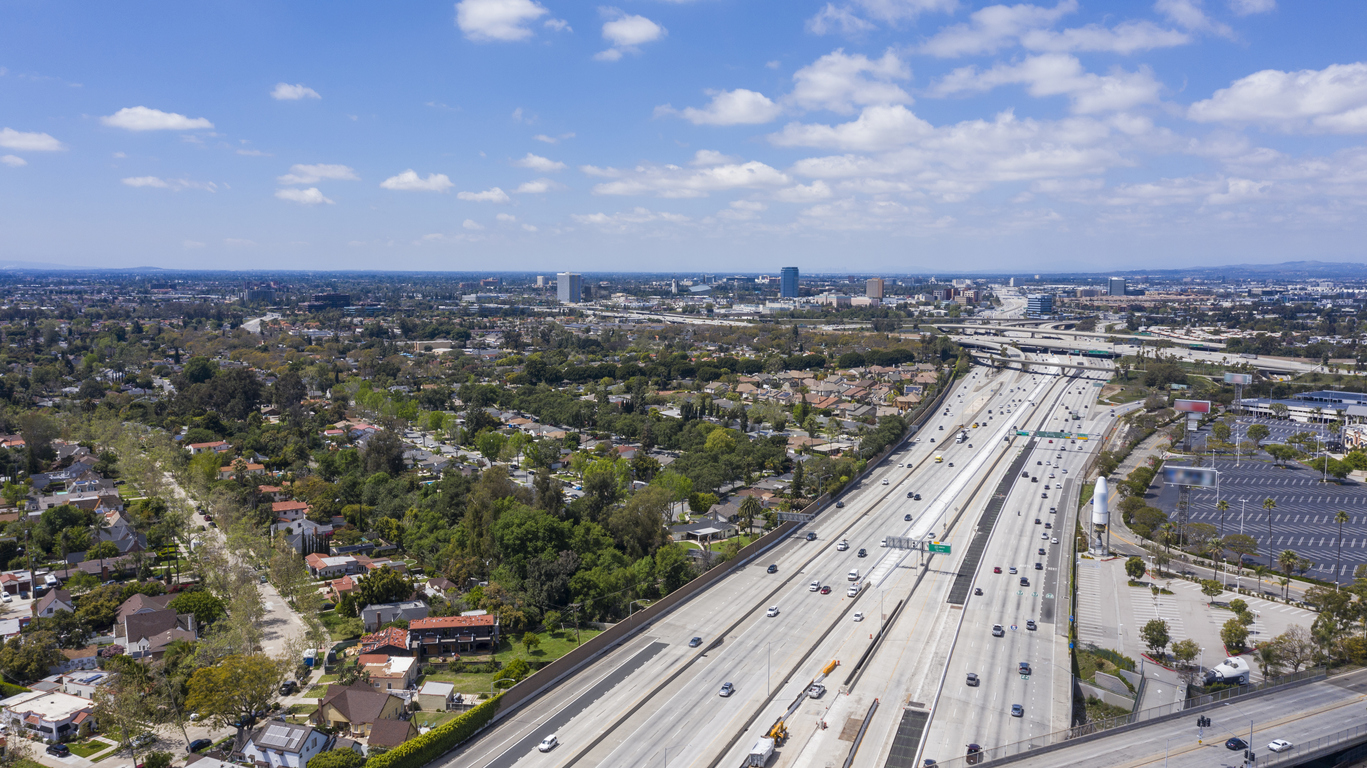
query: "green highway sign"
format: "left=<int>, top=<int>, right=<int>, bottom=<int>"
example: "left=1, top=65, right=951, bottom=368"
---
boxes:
left=929, top=542, right=951, bottom=554
left=1016, top=430, right=1089, bottom=439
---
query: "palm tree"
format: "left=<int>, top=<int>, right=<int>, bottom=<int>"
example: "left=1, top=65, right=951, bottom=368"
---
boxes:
left=1254, top=565, right=1271, bottom=596
left=1216, top=498, right=1230, bottom=539
left=738, top=496, right=762, bottom=536
left=1335, top=510, right=1350, bottom=589
left=1263, top=497, right=1277, bottom=565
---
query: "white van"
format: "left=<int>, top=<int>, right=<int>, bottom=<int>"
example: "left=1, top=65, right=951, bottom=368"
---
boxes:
left=880, top=538, right=888, bottom=547
left=847, top=569, right=859, bottom=581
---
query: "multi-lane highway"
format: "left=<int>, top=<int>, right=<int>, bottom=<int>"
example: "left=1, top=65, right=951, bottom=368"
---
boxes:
left=444, top=356, right=1113, bottom=768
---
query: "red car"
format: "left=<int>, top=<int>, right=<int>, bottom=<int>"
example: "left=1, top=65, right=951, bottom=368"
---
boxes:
left=820, top=585, right=832, bottom=594
left=993, top=566, right=1002, bottom=574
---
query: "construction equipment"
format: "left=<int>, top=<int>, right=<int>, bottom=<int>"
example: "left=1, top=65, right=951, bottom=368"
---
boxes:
left=765, top=719, right=789, bottom=746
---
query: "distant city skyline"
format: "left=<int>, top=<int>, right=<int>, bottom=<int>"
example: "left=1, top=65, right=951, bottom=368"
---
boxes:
left=3, top=2, right=1367, bottom=271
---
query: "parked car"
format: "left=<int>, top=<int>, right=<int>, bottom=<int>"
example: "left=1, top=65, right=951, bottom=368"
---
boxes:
left=187, top=739, right=213, bottom=754
left=47, top=744, right=71, bottom=757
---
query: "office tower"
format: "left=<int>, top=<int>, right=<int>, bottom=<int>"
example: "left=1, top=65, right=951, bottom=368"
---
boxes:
left=780, top=267, right=799, bottom=298
left=866, top=278, right=884, bottom=299
left=1026, top=294, right=1053, bottom=315
left=557, top=272, right=583, bottom=304
left=1108, top=277, right=1127, bottom=297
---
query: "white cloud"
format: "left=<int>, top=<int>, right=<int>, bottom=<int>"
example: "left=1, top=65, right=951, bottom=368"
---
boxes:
left=658, top=89, right=783, bottom=126
left=0, top=127, right=65, bottom=151
left=100, top=106, right=213, bottom=132
left=596, top=9, right=665, bottom=61
left=455, top=0, right=548, bottom=41
left=769, top=105, right=934, bottom=151
left=522, top=223, right=539, bottom=232
left=545, top=18, right=571, bottom=32
left=463, top=219, right=484, bottom=230
left=692, top=150, right=741, bottom=166
left=182, top=240, right=206, bottom=249
left=379, top=170, right=455, bottom=191
left=237, top=148, right=272, bottom=157
left=515, top=179, right=557, bottom=193
left=774, top=180, right=834, bottom=202
left=533, top=133, right=575, bottom=144
left=496, top=212, right=518, bottom=222
left=719, top=200, right=767, bottom=221
left=457, top=187, right=511, bottom=202
left=275, top=187, right=334, bottom=204
left=1, top=155, right=27, bottom=167
left=808, top=0, right=957, bottom=35
left=572, top=206, right=691, bottom=230
left=590, top=161, right=789, bottom=197
left=513, top=152, right=566, bottom=172
left=277, top=163, right=359, bottom=185
left=1155, top=0, right=1233, bottom=37
left=788, top=50, right=911, bottom=115
left=1020, top=20, right=1190, bottom=54
left=272, top=83, right=321, bottom=100
left=1188, top=63, right=1367, bottom=133
left=121, top=176, right=218, bottom=191
left=920, top=0, right=1077, bottom=57
left=224, top=238, right=259, bottom=247
left=1205, top=177, right=1271, bottom=204
left=932, top=54, right=1163, bottom=114
left=1228, top=0, right=1274, bottom=14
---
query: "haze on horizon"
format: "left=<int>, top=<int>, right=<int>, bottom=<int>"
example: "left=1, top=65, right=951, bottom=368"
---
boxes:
left=3, top=0, right=1366, bottom=273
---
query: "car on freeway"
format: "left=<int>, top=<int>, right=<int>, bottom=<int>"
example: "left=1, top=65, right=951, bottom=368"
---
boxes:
left=1041, top=492, right=1048, bottom=498
left=1020, top=577, right=1030, bottom=587
left=806, top=532, right=817, bottom=541
left=835, top=501, right=844, bottom=508
left=1268, top=740, right=1293, bottom=753
left=1019, top=662, right=1031, bottom=675
left=719, top=682, right=735, bottom=697
left=810, top=581, right=821, bottom=592
left=1037, top=547, right=1046, bottom=555
left=1042, top=532, right=1049, bottom=539
left=821, top=585, right=832, bottom=594
left=853, top=612, right=864, bottom=622
left=857, top=548, right=867, bottom=557
left=1026, top=620, right=1037, bottom=631
left=837, top=540, right=849, bottom=551
left=1011, top=704, right=1024, bottom=717
left=767, top=564, right=778, bottom=573
left=966, top=673, right=979, bottom=686
left=847, top=584, right=860, bottom=597
left=1056, top=483, right=1063, bottom=488
left=1034, top=562, right=1043, bottom=570
left=1034, top=518, right=1041, bottom=525
left=1226, top=738, right=1248, bottom=751
left=949, top=462, right=954, bottom=467
left=914, top=493, right=922, bottom=500
left=1052, top=537, right=1059, bottom=544
left=882, top=479, right=889, bottom=485
left=898, top=463, right=904, bottom=468
left=1036, top=460, right=1042, bottom=465
left=992, top=624, right=1005, bottom=637
left=993, top=566, right=1002, bottom=573
left=688, top=636, right=703, bottom=647
left=905, top=513, right=913, bottom=520
left=1009, top=566, right=1017, bottom=574
left=1021, top=471, right=1030, bottom=478
left=974, top=587, right=983, bottom=596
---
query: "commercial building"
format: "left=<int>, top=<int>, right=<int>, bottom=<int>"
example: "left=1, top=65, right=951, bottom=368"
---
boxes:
left=866, top=278, right=884, bottom=299
left=780, top=267, right=799, bottom=298
left=1108, top=277, right=1127, bottom=297
left=557, top=272, right=583, bottom=304
left=1026, top=294, right=1054, bottom=316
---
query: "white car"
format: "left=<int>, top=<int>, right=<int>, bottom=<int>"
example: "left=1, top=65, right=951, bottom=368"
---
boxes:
left=766, top=606, right=780, bottom=617
left=852, top=612, right=864, bottom=622
left=847, top=584, right=860, bottom=597
left=836, top=540, right=849, bottom=551
left=810, top=581, right=821, bottom=592
left=882, top=479, right=889, bottom=485
left=1268, top=740, right=1292, bottom=753
left=538, top=735, right=559, bottom=753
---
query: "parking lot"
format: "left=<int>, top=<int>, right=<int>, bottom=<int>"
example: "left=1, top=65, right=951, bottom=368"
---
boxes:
left=1187, top=417, right=1332, bottom=453
left=1154, top=457, right=1367, bottom=582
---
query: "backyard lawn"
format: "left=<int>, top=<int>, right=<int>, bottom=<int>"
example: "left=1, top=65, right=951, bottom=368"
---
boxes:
left=495, top=628, right=603, bottom=666
left=66, top=739, right=116, bottom=759
left=419, top=670, right=500, bottom=696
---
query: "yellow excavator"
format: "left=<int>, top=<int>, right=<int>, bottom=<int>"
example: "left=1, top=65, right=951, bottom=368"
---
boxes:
left=766, top=719, right=789, bottom=746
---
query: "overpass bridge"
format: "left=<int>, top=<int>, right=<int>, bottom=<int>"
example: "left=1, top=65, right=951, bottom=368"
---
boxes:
left=931, top=322, right=1228, bottom=350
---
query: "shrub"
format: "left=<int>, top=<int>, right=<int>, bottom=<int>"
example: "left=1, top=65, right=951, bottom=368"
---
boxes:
left=363, top=695, right=501, bottom=768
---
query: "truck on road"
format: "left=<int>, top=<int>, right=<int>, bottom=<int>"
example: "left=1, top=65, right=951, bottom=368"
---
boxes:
left=747, top=737, right=774, bottom=766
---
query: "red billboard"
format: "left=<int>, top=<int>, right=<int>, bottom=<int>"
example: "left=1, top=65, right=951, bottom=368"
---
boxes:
left=1174, top=399, right=1211, bottom=413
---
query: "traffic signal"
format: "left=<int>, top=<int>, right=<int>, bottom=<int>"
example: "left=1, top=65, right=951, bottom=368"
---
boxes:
left=1195, top=716, right=1211, bottom=728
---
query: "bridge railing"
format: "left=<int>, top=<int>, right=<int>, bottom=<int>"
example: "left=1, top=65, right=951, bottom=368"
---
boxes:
left=921, top=666, right=1326, bottom=768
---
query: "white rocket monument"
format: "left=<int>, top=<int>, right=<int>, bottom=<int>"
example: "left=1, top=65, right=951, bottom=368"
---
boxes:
left=1091, top=476, right=1110, bottom=554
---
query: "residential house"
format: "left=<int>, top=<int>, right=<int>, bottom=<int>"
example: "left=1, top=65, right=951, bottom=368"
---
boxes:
left=0, top=571, right=31, bottom=595
left=120, top=609, right=196, bottom=659
left=359, top=600, right=427, bottom=632
left=240, top=721, right=332, bottom=768
left=59, top=670, right=116, bottom=700
left=115, top=592, right=173, bottom=624
left=272, top=501, right=310, bottom=522
left=328, top=575, right=357, bottom=602
left=272, top=518, right=334, bottom=555
left=258, top=485, right=288, bottom=502
left=311, top=683, right=407, bottom=740
left=366, top=718, right=417, bottom=751
left=407, top=614, right=500, bottom=657
left=185, top=440, right=232, bottom=455
left=219, top=462, right=266, bottom=480
left=304, top=554, right=359, bottom=579
left=416, top=681, right=455, bottom=712
left=49, top=647, right=99, bottom=676
left=33, top=589, right=74, bottom=618
left=358, top=655, right=417, bottom=691
left=35, top=490, right=123, bottom=513
left=0, top=690, right=95, bottom=742
left=357, top=628, right=411, bottom=657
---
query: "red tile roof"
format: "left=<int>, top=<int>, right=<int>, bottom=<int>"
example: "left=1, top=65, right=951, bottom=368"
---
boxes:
left=410, top=615, right=497, bottom=630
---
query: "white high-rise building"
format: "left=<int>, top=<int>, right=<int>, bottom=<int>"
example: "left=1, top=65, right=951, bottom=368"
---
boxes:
left=557, top=272, right=583, bottom=303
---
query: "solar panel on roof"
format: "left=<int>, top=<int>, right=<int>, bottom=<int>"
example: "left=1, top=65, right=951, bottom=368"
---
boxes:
left=259, top=724, right=298, bottom=749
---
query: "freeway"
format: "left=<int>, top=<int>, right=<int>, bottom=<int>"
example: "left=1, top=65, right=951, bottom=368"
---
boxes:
left=443, top=359, right=1092, bottom=768
left=919, top=374, right=1114, bottom=764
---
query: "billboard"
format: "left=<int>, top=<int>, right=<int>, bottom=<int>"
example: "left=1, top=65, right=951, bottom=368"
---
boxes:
left=1224, top=372, right=1254, bottom=386
left=1163, top=466, right=1218, bottom=488
left=1174, top=399, right=1212, bottom=413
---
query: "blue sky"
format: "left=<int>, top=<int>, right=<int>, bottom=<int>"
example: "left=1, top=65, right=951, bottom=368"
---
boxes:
left=3, top=0, right=1367, bottom=273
